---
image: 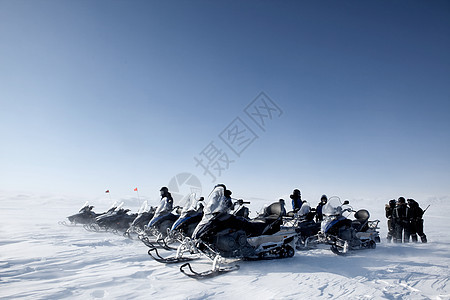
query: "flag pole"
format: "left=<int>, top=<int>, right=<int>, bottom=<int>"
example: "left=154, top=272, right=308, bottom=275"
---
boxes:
left=106, top=189, right=112, bottom=202
left=135, top=188, right=141, bottom=202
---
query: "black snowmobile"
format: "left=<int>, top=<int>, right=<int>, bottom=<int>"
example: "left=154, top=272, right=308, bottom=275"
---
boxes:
left=145, top=206, right=182, bottom=238
left=305, top=196, right=380, bottom=255
left=124, top=203, right=156, bottom=238
left=83, top=202, right=136, bottom=233
left=148, top=198, right=297, bottom=279
left=60, top=202, right=99, bottom=226
left=96, top=209, right=137, bottom=232
left=61, top=201, right=116, bottom=227
left=166, top=199, right=205, bottom=243
left=281, top=201, right=321, bottom=250
left=139, top=205, right=183, bottom=250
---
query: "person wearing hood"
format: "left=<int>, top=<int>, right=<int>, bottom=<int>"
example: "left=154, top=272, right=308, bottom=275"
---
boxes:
left=148, top=186, right=174, bottom=227
left=385, top=199, right=397, bottom=243
left=315, top=195, right=328, bottom=223
left=392, top=197, right=409, bottom=243
left=290, top=189, right=302, bottom=212
left=407, top=199, right=427, bottom=243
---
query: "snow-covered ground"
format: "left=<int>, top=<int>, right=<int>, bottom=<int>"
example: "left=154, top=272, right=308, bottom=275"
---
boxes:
left=1, top=194, right=449, bottom=299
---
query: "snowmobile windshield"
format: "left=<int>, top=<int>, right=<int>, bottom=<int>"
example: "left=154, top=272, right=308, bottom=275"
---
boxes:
left=180, top=193, right=196, bottom=213
left=107, top=201, right=118, bottom=212
left=204, top=186, right=228, bottom=215
left=79, top=201, right=89, bottom=212
left=114, top=202, right=124, bottom=212
left=137, top=202, right=148, bottom=214
left=322, top=196, right=343, bottom=216
left=181, top=193, right=202, bottom=215
left=297, top=202, right=311, bottom=216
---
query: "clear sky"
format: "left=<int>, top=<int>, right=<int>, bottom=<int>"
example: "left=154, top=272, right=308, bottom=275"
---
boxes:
left=1, top=0, right=449, bottom=205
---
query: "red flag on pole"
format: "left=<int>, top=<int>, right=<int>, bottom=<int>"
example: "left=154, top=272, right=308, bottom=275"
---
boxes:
left=105, top=190, right=110, bottom=193
left=134, top=188, right=138, bottom=192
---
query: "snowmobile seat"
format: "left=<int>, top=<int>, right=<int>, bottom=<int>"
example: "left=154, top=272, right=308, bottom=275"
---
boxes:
left=286, top=211, right=295, bottom=217
left=248, top=217, right=281, bottom=236
left=263, top=202, right=286, bottom=219
left=352, top=209, right=370, bottom=232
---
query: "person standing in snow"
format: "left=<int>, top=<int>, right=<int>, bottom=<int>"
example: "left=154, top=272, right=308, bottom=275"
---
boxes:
left=290, top=189, right=302, bottom=212
left=315, top=194, right=328, bottom=223
left=392, top=197, right=410, bottom=243
left=407, top=199, right=427, bottom=243
left=385, top=199, right=397, bottom=243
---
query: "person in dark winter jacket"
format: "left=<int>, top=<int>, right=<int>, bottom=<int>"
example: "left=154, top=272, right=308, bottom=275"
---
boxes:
left=385, top=199, right=397, bottom=243
left=407, top=199, right=427, bottom=243
left=290, top=189, right=302, bottom=212
left=148, top=186, right=174, bottom=227
left=315, top=195, right=328, bottom=223
left=392, top=197, right=410, bottom=243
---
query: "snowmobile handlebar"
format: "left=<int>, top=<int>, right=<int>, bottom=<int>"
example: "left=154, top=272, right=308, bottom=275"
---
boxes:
left=231, top=198, right=250, bottom=205
left=236, top=200, right=250, bottom=205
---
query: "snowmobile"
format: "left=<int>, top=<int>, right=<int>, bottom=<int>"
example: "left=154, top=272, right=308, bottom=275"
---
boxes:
left=282, top=202, right=321, bottom=250
left=165, top=194, right=205, bottom=243
left=124, top=202, right=156, bottom=238
left=160, top=194, right=251, bottom=249
left=139, top=204, right=184, bottom=250
left=149, top=198, right=297, bottom=279
left=97, top=208, right=137, bottom=232
left=60, top=202, right=99, bottom=226
left=144, top=206, right=182, bottom=238
left=183, top=199, right=296, bottom=278
left=85, top=202, right=137, bottom=233
left=61, top=201, right=118, bottom=227
left=83, top=202, right=121, bottom=231
left=305, top=196, right=380, bottom=255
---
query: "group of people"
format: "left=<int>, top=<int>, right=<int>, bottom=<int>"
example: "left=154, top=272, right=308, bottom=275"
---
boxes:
left=385, top=197, right=427, bottom=243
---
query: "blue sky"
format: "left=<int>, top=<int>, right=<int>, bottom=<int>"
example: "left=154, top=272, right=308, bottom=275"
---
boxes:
left=1, top=0, right=449, bottom=205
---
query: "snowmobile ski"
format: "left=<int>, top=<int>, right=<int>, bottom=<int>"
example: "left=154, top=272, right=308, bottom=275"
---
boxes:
left=179, top=262, right=239, bottom=279
left=58, top=221, right=79, bottom=227
left=147, top=247, right=198, bottom=264
left=330, top=245, right=348, bottom=256
left=156, top=238, right=177, bottom=251
left=140, top=236, right=159, bottom=248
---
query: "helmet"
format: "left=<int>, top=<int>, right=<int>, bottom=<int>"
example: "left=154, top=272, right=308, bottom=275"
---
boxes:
left=214, top=183, right=226, bottom=190
left=321, top=194, right=328, bottom=202
left=224, top=189, right=232, bottom=198
left=389, top=199, right=396, bottom=207
left=398, top=197, right=406, bottom=204
left=293, top=189, right=301, bottom=196
left=160, top=187, right=169, bottom=197
left=407, top=199, right=417, bottom=206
